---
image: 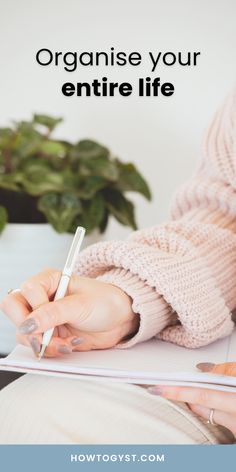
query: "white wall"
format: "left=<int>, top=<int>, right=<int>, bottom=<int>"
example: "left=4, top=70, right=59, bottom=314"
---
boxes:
left=0, top=0, right=236, bottom=239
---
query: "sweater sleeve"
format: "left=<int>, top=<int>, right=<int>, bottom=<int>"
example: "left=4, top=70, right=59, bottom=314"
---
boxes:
left=76, top=88, right=236, bottom=348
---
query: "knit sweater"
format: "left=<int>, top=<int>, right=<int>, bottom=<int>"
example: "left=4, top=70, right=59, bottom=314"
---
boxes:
left=76, top=88, right=236, bottom=349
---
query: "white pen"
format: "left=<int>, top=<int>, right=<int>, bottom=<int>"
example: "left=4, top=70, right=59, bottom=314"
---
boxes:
left=38, top=226, right=86, bottom=360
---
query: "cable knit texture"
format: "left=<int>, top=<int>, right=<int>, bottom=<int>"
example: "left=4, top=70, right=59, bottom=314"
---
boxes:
left=76, top=88, right=236, bottom=348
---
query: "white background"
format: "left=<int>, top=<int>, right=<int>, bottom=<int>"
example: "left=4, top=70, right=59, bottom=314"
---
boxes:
left=0, top=0, right=236, bottom=239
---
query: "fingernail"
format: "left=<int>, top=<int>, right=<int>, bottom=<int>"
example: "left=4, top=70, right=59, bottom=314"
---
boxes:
left=71, top=337, right=84, bottom=346
left=148, top=386, right=164, bottom=396
left=196, top=362, right=215, bottom=372
left=19, top=318, right=38, bottom=334
left=57, top=345, right=72, bottom=354
left=29, top=337, right=41, bottom=355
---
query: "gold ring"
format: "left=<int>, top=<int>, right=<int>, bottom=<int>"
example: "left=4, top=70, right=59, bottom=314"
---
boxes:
left=207, top=409, right=217, bottom=426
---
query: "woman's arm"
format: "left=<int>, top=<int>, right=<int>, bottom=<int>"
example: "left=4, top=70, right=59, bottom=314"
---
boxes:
left=2, top=90, right=236, bottom=357
left=77, top=88, right=236, bottom=348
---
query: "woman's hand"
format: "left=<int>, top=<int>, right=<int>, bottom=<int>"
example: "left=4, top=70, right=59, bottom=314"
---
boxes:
left=0, top=269, right=139, bottom=357
left=149, top=363, right=236, bottom=438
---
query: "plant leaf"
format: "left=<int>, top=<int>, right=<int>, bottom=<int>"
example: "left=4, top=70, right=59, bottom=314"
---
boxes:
left=20, top=163, right=64, bottom=195
left=0, top=128, right=14, bottom=148
left=71, top=140, right=119, bottom=181
left=103, top=189, right=137, bottom=229
left=62, top=173, right=107, bottom=198
left=38, top=140, right=66, bottom=157
left=99, top=209, right=109, bottom=233
left=75, top=140, right=110, bottom=159
left=38, top=193, right=82, bottom=233
left=79, top=156, right=118, bottom=181
left=11, top=122, right=43, bottom=159
left=0, top=205, right=8, bottom=233
left=33, top=114, right=63, bottom=131
left=72, top=193, right=105, bottom=234
left=0, top=173, right=22, bottom=191
left=76, top=176, right=107, bottom=198
left=115, top=160, right=151, bottom=200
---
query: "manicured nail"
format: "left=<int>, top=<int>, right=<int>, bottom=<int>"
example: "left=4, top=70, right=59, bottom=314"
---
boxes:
left=196, top=362, right=215, bottom=372
left=19, top=318, right=38, bottom=334
left=29, top=337, right=41, bottom=355
left=148, top=386, right=164, bottom=396
left=71, top=337, right=84, bottom=346
left=57, top=345, right=72, bottom=354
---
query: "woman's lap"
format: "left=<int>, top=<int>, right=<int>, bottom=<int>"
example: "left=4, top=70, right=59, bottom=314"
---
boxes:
left=0, top=374, right=232, bottom=444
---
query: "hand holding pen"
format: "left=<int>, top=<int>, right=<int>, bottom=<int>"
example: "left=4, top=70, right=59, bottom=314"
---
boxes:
left=0, top=228, right=139, bottom=358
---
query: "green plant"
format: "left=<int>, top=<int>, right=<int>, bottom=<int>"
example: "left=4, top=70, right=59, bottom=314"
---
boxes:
left=0, top=114, right=151, bottom=234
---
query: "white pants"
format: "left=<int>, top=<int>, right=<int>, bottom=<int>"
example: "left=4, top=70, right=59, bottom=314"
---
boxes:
left=0, top=374, right=233, bottom=444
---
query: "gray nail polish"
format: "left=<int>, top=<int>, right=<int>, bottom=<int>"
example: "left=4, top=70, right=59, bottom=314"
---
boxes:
left=196, top=362, right=215, bottom=372
left=29, top=337, right=41, bottom=355
left=58, top=345, right=72, bottom=354
left=19, top=318, right=38, bottom=334
left=71, top=337, right=84, bottom=346
left=148, top=386, right=163, bottom=396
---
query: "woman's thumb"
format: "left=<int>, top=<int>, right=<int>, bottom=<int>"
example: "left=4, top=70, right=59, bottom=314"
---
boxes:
left=211, top=362, right=236, bottom=377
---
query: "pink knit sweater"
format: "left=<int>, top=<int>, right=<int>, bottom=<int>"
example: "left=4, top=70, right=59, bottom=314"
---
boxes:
left=76, top=89, right=236, bottom=349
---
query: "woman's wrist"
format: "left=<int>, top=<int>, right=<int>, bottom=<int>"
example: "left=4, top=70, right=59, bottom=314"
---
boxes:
left=122, top=312, right=140, bottom=340
left=118, top=311, right=140, bottom=343
left=107, top=283, right=140, bottom=341
left=97, top=267, right=172, bottom=348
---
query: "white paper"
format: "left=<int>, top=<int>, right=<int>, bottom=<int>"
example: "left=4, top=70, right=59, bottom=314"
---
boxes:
left=1, top=329, right=236, bottom=391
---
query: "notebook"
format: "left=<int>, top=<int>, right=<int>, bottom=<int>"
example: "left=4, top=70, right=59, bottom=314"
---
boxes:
left=1, top=329, right=236, bottom=392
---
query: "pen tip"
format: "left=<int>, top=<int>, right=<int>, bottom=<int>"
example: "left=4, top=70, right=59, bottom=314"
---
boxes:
left=38, top=344, right=47, bottom=361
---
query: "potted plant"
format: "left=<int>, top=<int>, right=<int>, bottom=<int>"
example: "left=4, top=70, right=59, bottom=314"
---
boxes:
left=0, top=114, right=151, bottom=353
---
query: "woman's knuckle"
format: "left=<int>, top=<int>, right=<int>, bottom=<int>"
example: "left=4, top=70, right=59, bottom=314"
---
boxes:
left=20, top=280, right=34, bottom=293
left=47, top=269, right=61, bottom=290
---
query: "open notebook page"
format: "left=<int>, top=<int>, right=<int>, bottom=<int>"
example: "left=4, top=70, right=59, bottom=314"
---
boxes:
left=1, top=329, right=236, bottom=391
